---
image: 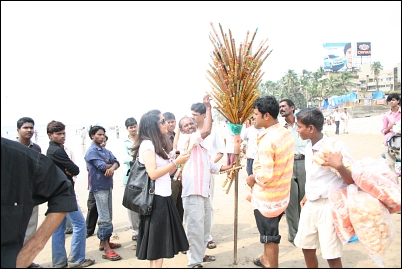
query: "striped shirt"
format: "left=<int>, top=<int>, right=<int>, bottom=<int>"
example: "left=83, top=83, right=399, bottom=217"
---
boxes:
left=251, top=123, right=295, bottom=218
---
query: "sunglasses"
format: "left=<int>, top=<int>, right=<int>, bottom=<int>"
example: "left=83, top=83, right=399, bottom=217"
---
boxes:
left=159, top=118, right=166, bottom=125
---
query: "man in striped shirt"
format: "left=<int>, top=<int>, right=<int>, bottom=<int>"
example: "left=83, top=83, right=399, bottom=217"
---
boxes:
left=246, top=96, right=295, bottom=268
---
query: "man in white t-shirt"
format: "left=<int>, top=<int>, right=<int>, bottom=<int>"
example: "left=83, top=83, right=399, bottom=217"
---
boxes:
left=332, top=107, right=341, bottom=135
left=340, top=108, right=350, bottom=134
left=240, top=117, right=265, bottom=176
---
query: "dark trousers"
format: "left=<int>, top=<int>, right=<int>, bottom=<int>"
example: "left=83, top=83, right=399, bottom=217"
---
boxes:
left=285, top=159, right=306, bottom=242
left=335, top=121, right=340, bottom=135
left=246, top=158, right=254, bottom=176
left=86, top=191, right=98, bottom=235
left=171, top=178, right=184, bottom=223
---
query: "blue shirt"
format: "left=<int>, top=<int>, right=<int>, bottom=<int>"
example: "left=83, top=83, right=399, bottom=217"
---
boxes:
left=85, top=142, right=119, bottom=192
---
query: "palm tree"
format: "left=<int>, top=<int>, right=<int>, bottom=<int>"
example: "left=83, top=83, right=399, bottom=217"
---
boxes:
left=371, top=61, right=383, bottom=91
left=283, top=69, right=298, bottom=101
left=338, top=72, right=355, bottom=93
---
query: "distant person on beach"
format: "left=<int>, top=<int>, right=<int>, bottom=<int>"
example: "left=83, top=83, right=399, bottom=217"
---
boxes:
left=132, top=109, right=190, bottom=268
left=16, top=117, right=42, bottom=269
left=293, top=107, right=355, bottom=268
left=246, top=96, right=294, bottom=268
left=46, top=120, right=94, bottom=268
left=1, top=137, right=77, bottom=268
left=81, top=127, right=87, bottom=145
left=190, top=101, right=225, bottom=250
left=34, top=129, right=39, bottom=143
left=85, top=125, right=122, bottom=261
left=340, top=107, right=350, bottom=134
left=332, top=107, right=341, bottom=135
left=381, top=93, right=401, bottom=183
left=279, top=99, right=308, bottom=245
left=122, top=117, right=140, bottom=243
left=116, top=126, right=120, bottom=139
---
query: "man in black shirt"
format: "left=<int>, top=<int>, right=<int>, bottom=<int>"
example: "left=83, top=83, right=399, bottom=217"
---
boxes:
left=1, top=137, right=77, bottom=268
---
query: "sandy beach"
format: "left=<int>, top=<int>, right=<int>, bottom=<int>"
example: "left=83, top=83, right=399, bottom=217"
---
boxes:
left=32, top=115, right=401, bottom=268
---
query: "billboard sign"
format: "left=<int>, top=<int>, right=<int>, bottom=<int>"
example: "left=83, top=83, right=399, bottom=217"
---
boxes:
left=357, top=42, right=371, bottom=56
left=322, top=42, right=353, bottom=72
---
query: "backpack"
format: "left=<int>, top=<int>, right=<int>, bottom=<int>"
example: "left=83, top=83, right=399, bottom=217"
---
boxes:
left=387, top=134, right=401, bottom=154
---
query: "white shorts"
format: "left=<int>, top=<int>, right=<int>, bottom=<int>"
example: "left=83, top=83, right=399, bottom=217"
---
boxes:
left=294, top=198, right=343, bottom=259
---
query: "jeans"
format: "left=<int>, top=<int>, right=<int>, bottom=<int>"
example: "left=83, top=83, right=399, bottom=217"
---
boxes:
left=335, top=121, right=340, bottom=134
left=93, top=188, right=113, bottom=241
left=52, top=203, right=86, bottom=267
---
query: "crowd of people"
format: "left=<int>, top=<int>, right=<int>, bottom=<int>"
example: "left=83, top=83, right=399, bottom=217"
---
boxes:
left=1, top=93, right=400, bottom=268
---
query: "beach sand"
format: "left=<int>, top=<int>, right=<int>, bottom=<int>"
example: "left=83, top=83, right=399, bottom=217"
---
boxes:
left=33, top=115, right=401, bottom=268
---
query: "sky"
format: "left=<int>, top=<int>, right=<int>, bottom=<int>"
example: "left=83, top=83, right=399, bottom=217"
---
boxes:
left=1, top=1, right=401, bottom=127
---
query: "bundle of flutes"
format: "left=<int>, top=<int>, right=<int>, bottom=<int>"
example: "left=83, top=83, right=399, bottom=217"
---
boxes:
left=206, top=22, right=272, bottom=124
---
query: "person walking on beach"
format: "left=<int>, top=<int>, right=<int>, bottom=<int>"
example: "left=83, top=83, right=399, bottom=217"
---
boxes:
left=16, top=117, right=42, bottom=268
left=132, top=109, right=190, bottom=268
left=81, top=127, right=87, bottom=145
left=279, top=99, right=308, bottom=245
left=46, top=120, right=95, bottom=268
left=122, top=117, right=140, bottom=243
left=293, top=108, right=355, bottom=268
left=381, top=93, right=401, bottom=183
left=340, top=108, right=350, bottom=134
left=332, top=107, right=341, bottom=135
left=85, top=125, right=122, bottom=261
left=246, top=96, right=294, bottom=268
left=190, top=102, right=225, bottom=250
left=1, top=137, right=78, bottom=268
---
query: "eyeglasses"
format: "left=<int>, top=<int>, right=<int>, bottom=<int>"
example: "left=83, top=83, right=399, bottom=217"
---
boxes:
left=159, top=118, right=166, bottom=125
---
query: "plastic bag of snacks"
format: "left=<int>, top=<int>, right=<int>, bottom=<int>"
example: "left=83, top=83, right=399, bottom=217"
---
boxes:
left=347, top=184, right=396, bottom=267
left=328, top=188, right=355, bottom=245
left=351, top=157, right=401, bottom=214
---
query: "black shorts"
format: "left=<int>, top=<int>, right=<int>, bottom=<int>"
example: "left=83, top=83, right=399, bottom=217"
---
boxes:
left=254, top=209, right=283, bottom=244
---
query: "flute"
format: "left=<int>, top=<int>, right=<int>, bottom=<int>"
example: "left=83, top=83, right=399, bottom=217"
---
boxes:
left=219, top=165, right=244, bottom=174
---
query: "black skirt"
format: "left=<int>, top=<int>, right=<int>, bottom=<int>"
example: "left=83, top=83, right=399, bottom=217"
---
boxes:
left=136, top=194, right=189, bottom=260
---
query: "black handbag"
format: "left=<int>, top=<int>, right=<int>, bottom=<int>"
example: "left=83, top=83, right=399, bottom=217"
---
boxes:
left=122, top=156, right=155, bottom=215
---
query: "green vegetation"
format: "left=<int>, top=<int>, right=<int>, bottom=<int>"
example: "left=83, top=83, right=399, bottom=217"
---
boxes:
left=257, top=63, right=382, bottom=108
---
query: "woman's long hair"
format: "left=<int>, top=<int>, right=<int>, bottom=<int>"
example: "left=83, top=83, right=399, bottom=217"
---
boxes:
left=132, top=109, right=169, bottom=160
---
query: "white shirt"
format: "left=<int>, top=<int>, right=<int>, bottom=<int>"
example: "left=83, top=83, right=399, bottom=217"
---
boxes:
left=304, top=135, right=354, bottom=201
left=224, top=125, right=235, bottom=154
left=178, top=130, right=221, bottom=198
left=333, top=111, right=341, bottom=121
left=240, top=125, right=265, bottom=159
left=341, top=111, right=350, bottom=121
left=200, top=124, right=225, bottom=161
left=138, top=140, right=171, bottom=197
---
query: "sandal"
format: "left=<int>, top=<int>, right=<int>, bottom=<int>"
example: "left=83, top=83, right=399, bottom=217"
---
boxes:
left=207, top=240, right=216, bottom=249
left=99, top=242, right=121, bottom=251
left=132, top=235, right=138, bottom=241
left=68, top=259, right=95, bottom=268
left=203, top=255, right=216, bottom=262
left=101, top=250, right=122, bottom=261
left=27, top=263, right=43, bottom=268
left=188, top=264, right=203, bottom=268
left=252, top=257, right=269, bottom=268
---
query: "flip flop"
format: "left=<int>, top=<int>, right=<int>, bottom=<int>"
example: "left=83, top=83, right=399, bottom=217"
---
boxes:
left=102, top=250, right=122, bottom=261
left=99, top=242, right=121, bottom=251
left=203, top=255, right=216, bottom=262
left=252, top=257, right=269, bottom=268
left=207, top=240, right=216, bottom=249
